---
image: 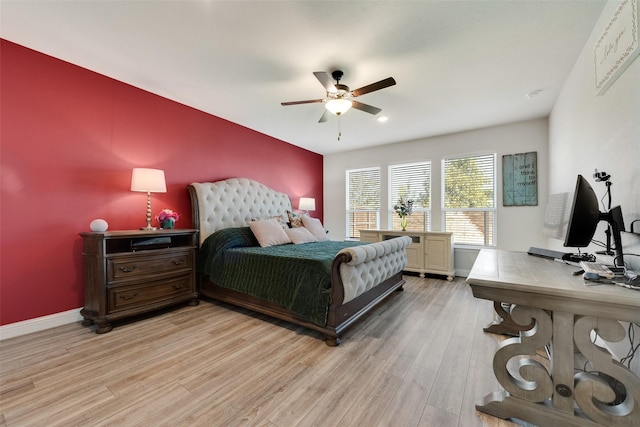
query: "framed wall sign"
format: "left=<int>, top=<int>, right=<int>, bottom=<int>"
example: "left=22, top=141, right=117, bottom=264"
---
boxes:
left=502, top=151, right=537, bottom=207
left=594, top=0, right=640, bottom=95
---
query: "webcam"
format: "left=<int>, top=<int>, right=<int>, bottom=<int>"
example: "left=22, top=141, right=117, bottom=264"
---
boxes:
left=594, top=169, right=610, bottom=182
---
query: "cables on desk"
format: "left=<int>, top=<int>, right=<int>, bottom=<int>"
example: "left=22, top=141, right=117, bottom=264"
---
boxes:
left=613, top=252, right=640, bottom=269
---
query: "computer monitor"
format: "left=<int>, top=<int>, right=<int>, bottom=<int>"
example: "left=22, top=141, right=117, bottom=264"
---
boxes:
left=563, top=175, right=624, bottom=266
left=564, top=175, right=600, bottom=249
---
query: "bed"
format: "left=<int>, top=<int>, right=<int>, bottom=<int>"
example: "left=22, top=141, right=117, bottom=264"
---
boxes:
left=187, top=177, right=411, bottom=345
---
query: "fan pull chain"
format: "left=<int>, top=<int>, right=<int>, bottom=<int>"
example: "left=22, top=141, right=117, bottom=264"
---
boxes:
left=337, top=116, right=342, bottom=141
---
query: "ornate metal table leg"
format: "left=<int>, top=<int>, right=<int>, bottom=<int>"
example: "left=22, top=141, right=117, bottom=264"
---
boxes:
left=483, top=301, right=534, bottom=336
left=479, top=305, right=640, bottom=426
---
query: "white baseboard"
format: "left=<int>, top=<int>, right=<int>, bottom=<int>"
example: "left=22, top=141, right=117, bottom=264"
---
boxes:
left=455, top=269, right=470, bottom=278
left=453, top=246, right=480, bottom=279
left=0, top=308, right=83, bottom=341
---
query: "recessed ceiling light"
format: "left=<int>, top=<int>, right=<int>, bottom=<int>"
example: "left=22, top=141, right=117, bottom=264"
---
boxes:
left=377, top=116, right=389, bottom=123
left=526, top=89, right=543, bottom=99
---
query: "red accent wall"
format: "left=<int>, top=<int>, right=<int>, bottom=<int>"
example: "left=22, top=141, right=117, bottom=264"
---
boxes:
left=0, top=40, right=323, bottom=326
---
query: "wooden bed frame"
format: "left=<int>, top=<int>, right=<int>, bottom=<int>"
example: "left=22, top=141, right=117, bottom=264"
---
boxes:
left=188, top=178, right=409, bottom=346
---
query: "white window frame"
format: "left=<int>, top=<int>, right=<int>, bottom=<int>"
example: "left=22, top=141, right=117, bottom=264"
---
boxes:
left=441, top=153, right=496, bottom=247
left=388, top=161, right=431, bottom=231
left=346, top=167, right=381, bottom=239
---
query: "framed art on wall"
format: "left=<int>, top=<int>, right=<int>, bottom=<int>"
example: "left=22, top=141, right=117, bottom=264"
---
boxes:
left=502, top=151, right=537, bottom=207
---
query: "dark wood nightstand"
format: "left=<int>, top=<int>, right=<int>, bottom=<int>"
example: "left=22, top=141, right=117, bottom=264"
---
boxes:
left=80, top=229, right=198, bottom=333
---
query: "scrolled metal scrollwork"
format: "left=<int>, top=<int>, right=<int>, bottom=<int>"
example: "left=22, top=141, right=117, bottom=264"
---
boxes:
left=574, top=316, right=640, bottom=426
left=492, top=305, right=553, bottom=402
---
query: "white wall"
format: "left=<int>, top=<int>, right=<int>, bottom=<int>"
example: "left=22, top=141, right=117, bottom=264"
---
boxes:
left=549, top=0, right=640, bottom=373
left=324, top=118, right=549, bottom=275
left=549, top=0, right=640, bottom=272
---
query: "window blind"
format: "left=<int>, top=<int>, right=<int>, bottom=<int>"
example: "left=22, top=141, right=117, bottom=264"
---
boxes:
left=443, top=154, right=495, bottom=208
left=346, top=167, right=381, bottom=238
left=347, top=167, right=380, bottom=210
left=390, top=161, right=431, bottom=208
left=389, top=161, right=431, bottom=231
left=442, top=154, right=496, bottom=246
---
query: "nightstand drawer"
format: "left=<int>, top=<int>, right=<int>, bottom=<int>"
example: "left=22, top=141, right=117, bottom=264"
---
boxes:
left=108, top=251, right=193, bottom=281
left=108, top=276, right=193, bottom=312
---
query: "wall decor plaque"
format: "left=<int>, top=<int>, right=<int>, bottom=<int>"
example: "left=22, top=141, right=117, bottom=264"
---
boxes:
left=502, top=151, right=537, bottom=207
left=594, top=0, right=640, bottom=95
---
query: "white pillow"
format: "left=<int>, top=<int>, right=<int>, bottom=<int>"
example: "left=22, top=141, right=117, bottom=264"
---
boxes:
left=249, top=219, right=291, bottom=247
left=285, top=226, right=318, bottom=244
left=301, top=217, right=329, bottom=241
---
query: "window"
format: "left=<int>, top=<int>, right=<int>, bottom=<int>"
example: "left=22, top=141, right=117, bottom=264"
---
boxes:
left=389, top=161, right=431, bottom=231
left=442, top=154, right=496, bottom=246
left=346, top=167, right=380, bottom=239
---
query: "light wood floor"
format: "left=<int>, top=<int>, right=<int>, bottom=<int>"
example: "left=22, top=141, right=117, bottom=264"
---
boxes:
left=1, top=275, right=527, bottom=427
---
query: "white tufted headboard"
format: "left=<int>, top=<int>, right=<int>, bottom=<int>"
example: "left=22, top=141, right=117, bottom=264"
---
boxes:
left=188, top=178, right=292, bottom=246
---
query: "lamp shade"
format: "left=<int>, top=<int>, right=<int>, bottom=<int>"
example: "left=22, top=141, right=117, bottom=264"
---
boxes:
left=298, top=197, right=316, bottom=211
left=325, top=98, right=352, bottom=115
left=130, top=168, right=167, bottom=193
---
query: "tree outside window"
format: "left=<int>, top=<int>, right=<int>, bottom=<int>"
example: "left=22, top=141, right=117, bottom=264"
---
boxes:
left=442, top=154, right=496, bottom=246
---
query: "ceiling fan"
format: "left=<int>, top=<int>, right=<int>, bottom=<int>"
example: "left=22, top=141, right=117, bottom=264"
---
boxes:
left=281, top=70, right=396, bottom=123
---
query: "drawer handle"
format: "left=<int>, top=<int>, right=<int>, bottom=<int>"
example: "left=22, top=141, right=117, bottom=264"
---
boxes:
left=173, top=284, right=186, bottom=290
left=171, top=259, right=185, bottom=266
left=119, top=265, right=137, bottom=273
left=120, top=292, right=138, bottom=301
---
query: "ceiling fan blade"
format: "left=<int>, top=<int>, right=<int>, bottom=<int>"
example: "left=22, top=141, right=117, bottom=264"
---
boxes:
left=313, top=71, right=337, bottom=93
left=318, top=109, right=329, bottom=123
left=351, top=77, right=396, bottom=97
left=351, top=101, right=382, bottom=115
left=281, top=99, right=324, bottom=106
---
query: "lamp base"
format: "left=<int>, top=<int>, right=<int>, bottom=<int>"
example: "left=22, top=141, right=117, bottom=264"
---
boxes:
left=140, top=191, right=157, bottom=231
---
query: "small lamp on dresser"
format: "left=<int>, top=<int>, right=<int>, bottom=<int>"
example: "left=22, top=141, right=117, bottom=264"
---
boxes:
left=130, top=168, right=167, bottom=230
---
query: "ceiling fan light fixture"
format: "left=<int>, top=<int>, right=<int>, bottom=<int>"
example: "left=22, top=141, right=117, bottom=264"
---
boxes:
left=325, top=98, right=352, bottom=115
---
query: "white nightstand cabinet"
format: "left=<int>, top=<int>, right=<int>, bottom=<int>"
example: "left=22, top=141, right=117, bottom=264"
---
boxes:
left=359, top=229, right=455, bottom=281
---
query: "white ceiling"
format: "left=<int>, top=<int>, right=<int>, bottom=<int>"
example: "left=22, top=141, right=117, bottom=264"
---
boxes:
left=1, top=0, right=607, bottom=155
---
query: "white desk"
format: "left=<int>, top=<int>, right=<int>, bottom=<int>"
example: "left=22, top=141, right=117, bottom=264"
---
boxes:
left=467, top=249, right=640, bottom=427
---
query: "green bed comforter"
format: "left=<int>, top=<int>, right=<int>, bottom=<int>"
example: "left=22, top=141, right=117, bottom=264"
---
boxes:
left=198, top=227, right=365, bottom=326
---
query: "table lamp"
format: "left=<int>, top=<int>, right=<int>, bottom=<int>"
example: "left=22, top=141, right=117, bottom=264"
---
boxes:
left=131, top=168, right=167, bottom=230
left=298, top=197, right=316, bottom=214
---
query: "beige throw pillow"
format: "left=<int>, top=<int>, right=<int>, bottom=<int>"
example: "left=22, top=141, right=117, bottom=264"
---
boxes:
left=285, top=226, right=318, bottom=244
left=249, top=218, right=291, bottom=247
left=301, top=217, right=329, bottom=241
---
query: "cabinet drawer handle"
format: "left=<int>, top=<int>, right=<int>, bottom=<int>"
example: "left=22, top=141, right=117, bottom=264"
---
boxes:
left=171, top=259, right=185, bottom=266
left=120, top=292, right=138, bottom=301
left=119, top=265, right=137, bottom=273
left=173, top=284, right=186, bottom=290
